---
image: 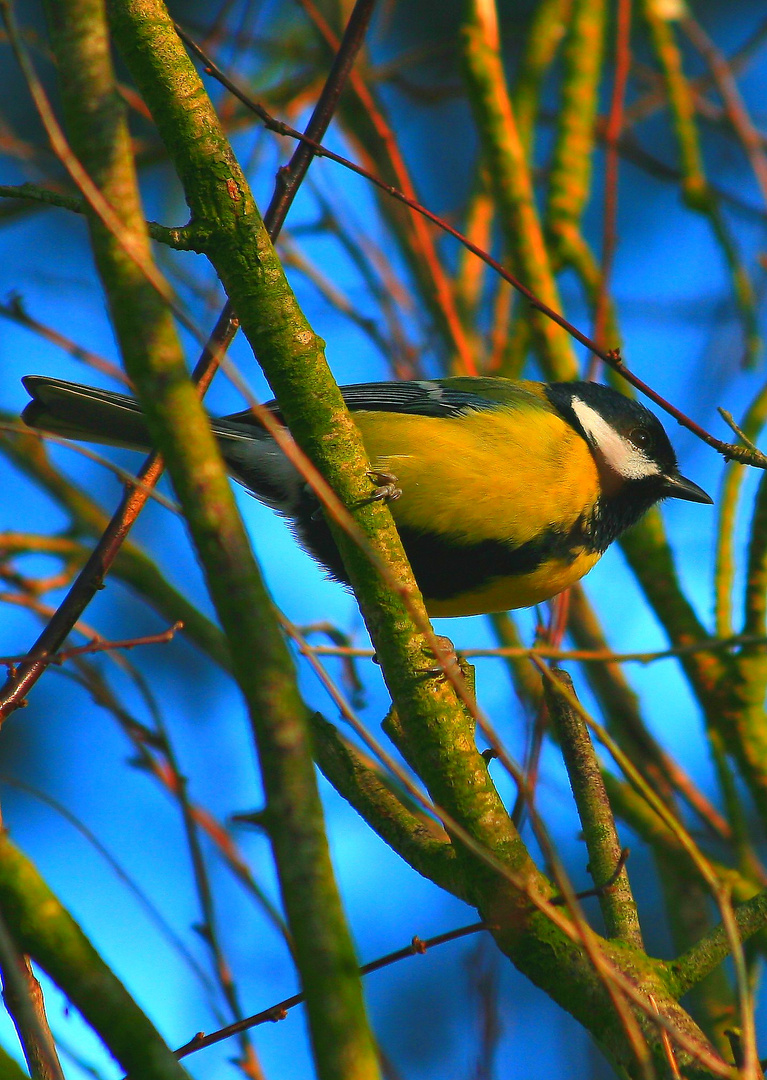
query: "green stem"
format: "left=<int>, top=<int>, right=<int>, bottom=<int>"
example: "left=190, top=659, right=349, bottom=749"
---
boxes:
left=716, top=472, right=767, bottom=830
left=46, top=2, right=381, bottom=1077
left=0, top=183, right=197, bottom=248
left=461, top=0, right=577, bottom=380
left=642, top=1, right=759, bottom=366
left=668, top=890, right=767, bottom=1000
left=744, top=470, right=767, bottom=636
left=544, top=668, right=644, bottom=948
left=546, top=0, right=606, bottom=250
left=714, top=382, right=767, bottom=637
left=0, top=834, right=191, bottom=1080
left=513, top=0, right=573, bottom=157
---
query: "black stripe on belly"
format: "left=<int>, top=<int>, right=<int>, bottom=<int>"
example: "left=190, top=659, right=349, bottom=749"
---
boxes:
left=295, top=505, right=593, bottom=602
left=396, top=524, right=590, bottom=600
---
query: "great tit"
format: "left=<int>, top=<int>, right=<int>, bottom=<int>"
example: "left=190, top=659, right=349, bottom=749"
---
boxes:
left=21, top=375, right=712, bottom=617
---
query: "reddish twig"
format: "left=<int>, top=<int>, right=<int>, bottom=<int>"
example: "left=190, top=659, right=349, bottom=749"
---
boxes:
left=0, top=295, right=129, bottom=385
left=291, top=0, right=477, bottom=375
left=0, top=0, right=378, bottom=721
left=179, top=28, right=764, bottom=467
left=174, top=922, right=489, bottom=1058
left=301, top=633, right=767, bottom=665
left=0, top=449, right=170, bottom=721
left=0, top=622, right=182, bottom=669
left=0, top=916, right=65, bottom=1080
left=681, top=14, right=767, bottom=208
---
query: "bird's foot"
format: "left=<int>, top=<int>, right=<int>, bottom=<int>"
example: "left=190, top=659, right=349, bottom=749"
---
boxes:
left=372, top=635, right=461, bottom=681
left=421, top=635, right=462, bottom=680
left=361, top=470, right=402, bottom=505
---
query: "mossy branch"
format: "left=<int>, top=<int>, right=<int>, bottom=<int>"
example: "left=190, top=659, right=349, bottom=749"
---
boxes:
left=545, top=0, right=606, bottom=266
left=0, top=183, right=196, bottom=248
left=0, top=427, right=231, bottom=671
left=460, top=0, right=577, bottom=380
left=544, top=668, right=643, bottom=947
left=103, top=0, right=556, bottom=938
left=668, top=890, right=767, bottom=1000
left=0, top=832, right=191, bottom=1080
left=46, top=1, right=381, bottom=1077
left=309, top=711, right=468, bottom=901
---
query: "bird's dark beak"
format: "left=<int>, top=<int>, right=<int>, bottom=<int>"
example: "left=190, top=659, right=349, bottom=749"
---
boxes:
left=662, top=472, right=713, bottom=504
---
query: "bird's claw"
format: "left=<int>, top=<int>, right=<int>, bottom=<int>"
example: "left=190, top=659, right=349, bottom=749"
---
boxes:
left=365, top=470, right=402, bottom=504
left=372, top=636, right=461, bottom=681
left=420, top=636, right=461, bottom=680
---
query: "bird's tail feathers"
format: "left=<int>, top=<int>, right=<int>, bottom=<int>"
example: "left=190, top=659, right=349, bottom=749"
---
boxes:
left=22, top=376, right=154, bottom=451
left=22, top=376, right=306, bottom=516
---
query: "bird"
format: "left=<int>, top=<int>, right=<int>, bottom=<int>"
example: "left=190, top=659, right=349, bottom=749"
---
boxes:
left=21, top=374, right=712, bottom=618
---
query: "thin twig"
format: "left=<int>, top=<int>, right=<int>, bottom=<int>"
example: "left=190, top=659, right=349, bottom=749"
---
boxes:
left=0, top=622, right=182, bottom=668
left=0, top=422, right=178, bottom=512
left=288, top=0, right=477, bottom=375
left=0, top=0, right=377, bottom=720
left=0, top=295, right=128, bottom=384
left=0, top=5, right=228, bottom=721
left=176, top=26, right=762, bottom=466
left=300, top=634, right=764, bottom=665
left=0, top=776, right=222, bottom=1006
left=62, top=648, right=292, bottom=942
left=0, top=0, right=204, bottom=343
left=681, top=14, right=767, bottom=207
left=175, top=921, right=489, bottom=1057
left=0, top=912, right=65, bottom=1080
left=149, top=690, right=263, bottom=1075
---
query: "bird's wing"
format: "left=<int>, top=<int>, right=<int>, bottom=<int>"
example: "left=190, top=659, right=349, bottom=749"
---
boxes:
left=22, top=375, right=547, bottom=445
left=338, top=379, right=511, bottom=416
left=224, top=377, right=545, bottom=427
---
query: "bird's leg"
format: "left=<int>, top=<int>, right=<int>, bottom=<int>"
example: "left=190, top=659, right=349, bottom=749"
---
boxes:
left=361, top=470, right=402, bottom=505
left=421, top=634, right=464, bottom=680
left=309, top=469, right=401, bottom=521
left=370, top=635, right=462, bottom=680
left=382, top=638, right=474, bottom=766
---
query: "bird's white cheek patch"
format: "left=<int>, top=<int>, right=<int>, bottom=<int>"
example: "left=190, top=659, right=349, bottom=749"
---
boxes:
left=570, top=397, right=660, bottom=482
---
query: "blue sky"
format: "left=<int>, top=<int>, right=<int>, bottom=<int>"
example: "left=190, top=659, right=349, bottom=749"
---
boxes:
left=1, top=3, right=767, bottom=1078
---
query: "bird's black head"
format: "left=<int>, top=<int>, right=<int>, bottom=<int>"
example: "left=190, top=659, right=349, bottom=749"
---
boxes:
left=545, top=381, right=712, bottom=549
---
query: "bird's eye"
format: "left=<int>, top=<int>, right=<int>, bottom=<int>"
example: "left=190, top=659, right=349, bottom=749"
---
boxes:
left=628, top=427, right=652, bottom=450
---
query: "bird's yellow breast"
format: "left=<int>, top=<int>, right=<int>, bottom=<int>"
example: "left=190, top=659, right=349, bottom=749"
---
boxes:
left=423, top=550, right=602, bottom=617
left=352, top=403, right=603, bottom=616
left=355, top=405, right=600, bottom=546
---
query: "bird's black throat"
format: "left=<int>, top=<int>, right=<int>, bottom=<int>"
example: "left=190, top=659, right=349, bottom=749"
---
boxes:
left=585, top=475, right=668, bottom=553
